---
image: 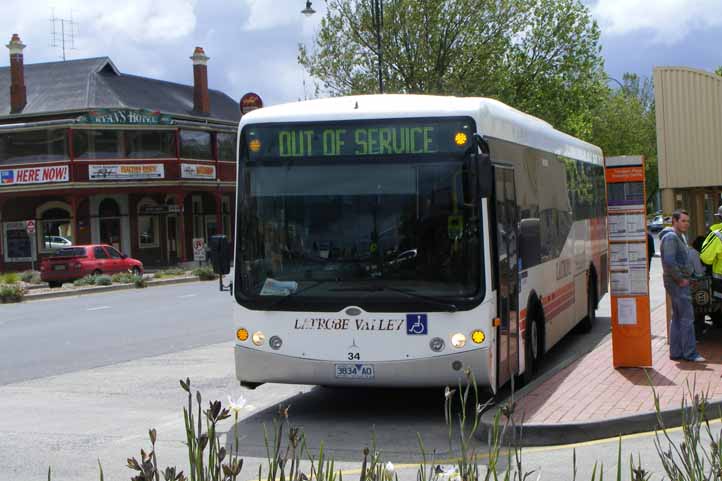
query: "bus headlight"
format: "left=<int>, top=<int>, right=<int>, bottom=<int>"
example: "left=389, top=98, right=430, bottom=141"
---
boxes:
left=471, top=330, right=485, bottom=344
left=236, top=328, right=249, bottom=342
left=451, top=333, right=466, bottom=348
left=252, top=331, right=266, bottom=346
left=269, top=335, right=283, bottom=350
left=429, top=337, right=445, bottom=352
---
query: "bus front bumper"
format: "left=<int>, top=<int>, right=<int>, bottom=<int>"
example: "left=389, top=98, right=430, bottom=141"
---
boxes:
left=234, top=344, right=491, bottom=388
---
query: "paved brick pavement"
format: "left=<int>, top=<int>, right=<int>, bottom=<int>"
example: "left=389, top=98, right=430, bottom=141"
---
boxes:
left=512, top=304, right=722, bottom=424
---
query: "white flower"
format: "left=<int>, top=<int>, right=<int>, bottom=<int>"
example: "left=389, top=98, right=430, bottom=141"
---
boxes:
left=385, top=462, right=394, bottom=473
left=228, top=394, right=247, bottom=414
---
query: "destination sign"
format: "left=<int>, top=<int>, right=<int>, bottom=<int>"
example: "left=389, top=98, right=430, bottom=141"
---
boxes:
left=245, top=118, right=473, bottom=160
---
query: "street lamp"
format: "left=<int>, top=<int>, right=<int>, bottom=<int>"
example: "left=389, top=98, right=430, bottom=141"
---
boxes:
left=302, top=0, right=384, bottom=93
left=606, top=76, right=625, bottom=91
left=301, top=0, right=316, bottom=16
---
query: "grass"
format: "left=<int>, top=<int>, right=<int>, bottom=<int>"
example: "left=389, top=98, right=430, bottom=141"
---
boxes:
left=153, top=268, right=188, bottom=279
left=0, top=272, right=21, bottom=284
left=21, top=271, right=42, bottom=284
left=0, top=283, right=25, bottom=303
left=192, top=266, right=218, bottom=281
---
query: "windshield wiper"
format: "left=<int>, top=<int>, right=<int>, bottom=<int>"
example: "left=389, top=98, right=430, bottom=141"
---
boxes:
left=329, top=286, right=458, bottom=312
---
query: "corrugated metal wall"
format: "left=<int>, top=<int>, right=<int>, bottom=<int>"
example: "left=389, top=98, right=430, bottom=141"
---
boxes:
left=654, top=67, right=722, bottom=189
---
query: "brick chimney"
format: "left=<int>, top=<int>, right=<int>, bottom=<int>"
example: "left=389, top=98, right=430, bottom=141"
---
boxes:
left=6, top=34, right=27, bottom=113
left=190, top=46, right=210, bottom=114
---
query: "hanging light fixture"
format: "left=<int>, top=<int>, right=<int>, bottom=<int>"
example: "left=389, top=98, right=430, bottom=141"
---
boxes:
left=301, top=0, right=316, bottom=16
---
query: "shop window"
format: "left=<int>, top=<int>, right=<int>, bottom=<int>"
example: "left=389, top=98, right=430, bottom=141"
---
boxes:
left=125, top=131, right=175, bottom=158
left=73, top=130, right=124, bottom=159
left=3, top=222, right=35, bottom=262
left=137, top=199, right=160, bottom=248
left=39, top=207, right=73, bottom=253
left=217, top=133, right=237, bottom=162
left=0, top=129, right=68, bottom=165
left=138, top=215, right=159, bottom=248
left=180, top=130, right=213, bottom=160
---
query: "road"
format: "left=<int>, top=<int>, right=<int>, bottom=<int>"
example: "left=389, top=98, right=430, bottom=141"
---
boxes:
left=0, top=256, right=682, bottom=481
left=0, top=281, right=233, bottom=385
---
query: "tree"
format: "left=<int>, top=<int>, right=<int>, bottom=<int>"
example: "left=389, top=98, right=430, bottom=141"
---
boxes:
left=299, top=0, right=606, bottom=138
left=716, top=66, right=722, bottom=77
left=589, top=73, right=659, bottom=208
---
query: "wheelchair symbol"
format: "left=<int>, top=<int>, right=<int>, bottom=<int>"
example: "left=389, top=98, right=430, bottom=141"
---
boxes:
left=406, top=314, right=428, bottom=335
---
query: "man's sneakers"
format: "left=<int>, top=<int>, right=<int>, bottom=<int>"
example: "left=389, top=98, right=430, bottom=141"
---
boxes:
left=669, top=355, right=706, bottom=362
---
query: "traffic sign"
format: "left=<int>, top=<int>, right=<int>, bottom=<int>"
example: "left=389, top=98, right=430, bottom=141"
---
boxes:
left=240, top=92, right=263, bottom=115
left=26, top=220, right=36, bottom=234
left=193, top=238, right=206, bottom=261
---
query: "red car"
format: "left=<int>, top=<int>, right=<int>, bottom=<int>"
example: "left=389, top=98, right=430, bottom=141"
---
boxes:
left=40, top=244, right=143, bottom=288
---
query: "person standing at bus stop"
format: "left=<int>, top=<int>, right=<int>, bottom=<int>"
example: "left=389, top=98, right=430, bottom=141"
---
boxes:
left=660, top=210, right=705, bottom=362
left=700, top=206, right=722, bottom=301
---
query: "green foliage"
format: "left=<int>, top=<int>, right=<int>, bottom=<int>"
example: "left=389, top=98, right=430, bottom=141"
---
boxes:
left=0, top=272, right=21, bottom=284
left=193, top=266, right=218, bottom=281
left=95, top=275, right=112, bottom=286
left=715, top=66, right=722, bottom=77
left=132, top=274, right=147, bottom=288
left=153, top=268, right=187, bottom=279
left=111, top=272, right=134, bottom=284
left=299, top=0, right=607, bottom=139
left=588, top=73, right=658, bottom=208
left=0, top=283, right=25, bottom=303
left=21, top=271, right=42, bottom=284
left=73, top=275, right=97, bottom=287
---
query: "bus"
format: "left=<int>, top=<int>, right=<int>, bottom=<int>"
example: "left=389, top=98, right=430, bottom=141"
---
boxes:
left=231, top=95, right=608, bottom=393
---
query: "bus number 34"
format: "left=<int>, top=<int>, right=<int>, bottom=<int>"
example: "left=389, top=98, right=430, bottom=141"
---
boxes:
left=348, top=352, right=361, bottom=360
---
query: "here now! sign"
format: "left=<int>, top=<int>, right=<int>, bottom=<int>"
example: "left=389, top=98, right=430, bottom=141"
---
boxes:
left=1, top=166, right=69, bottom=186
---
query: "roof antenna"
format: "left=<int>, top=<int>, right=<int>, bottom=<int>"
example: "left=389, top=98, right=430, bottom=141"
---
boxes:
left=354, top=101, right=359, bottom=109
left=50, top=8, right=79, bottom=61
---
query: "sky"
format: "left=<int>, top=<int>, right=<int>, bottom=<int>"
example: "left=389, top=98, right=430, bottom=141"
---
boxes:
left=0, top=0, right=720, bottom=108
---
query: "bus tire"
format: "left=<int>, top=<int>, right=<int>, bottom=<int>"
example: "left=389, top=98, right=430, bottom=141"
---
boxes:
left=578, top=271, right=597, bottom=333
left=522, top=298, right=544, bottom=386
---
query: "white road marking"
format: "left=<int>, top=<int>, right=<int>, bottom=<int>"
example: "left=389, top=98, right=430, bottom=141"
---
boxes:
left=86, top=306, right=111, bottom=311
left=178, top=294, right=197, bottom=299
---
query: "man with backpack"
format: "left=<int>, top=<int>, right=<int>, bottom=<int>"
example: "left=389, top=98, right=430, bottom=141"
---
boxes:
left=660, top=210, right=705, bottom=362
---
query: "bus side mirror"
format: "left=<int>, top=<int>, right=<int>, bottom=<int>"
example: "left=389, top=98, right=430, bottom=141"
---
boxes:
left=209, top=235, right=231, bottom=275
left=473, top=134, right=493, bottom=198
left=478, top=153, right=492, bottom=198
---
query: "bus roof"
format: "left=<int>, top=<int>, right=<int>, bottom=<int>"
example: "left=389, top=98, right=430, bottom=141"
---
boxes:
left=240, top=95, right=603, bottom=165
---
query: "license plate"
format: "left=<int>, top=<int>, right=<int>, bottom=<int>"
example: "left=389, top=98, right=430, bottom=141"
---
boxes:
left=53, top=265, right=67, bottom=271
left=335, top=364, right=375, bottom=379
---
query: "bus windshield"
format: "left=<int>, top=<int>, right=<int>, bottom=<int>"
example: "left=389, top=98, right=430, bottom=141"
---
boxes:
left=236, top=118, right=483, bottom=311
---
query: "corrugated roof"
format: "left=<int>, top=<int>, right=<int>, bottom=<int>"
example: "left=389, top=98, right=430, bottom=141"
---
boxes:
left=0, top=57, right=240, bottom=122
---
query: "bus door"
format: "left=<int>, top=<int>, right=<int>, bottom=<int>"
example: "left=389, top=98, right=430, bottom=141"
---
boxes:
left=493, top=166, right=520, bottom=387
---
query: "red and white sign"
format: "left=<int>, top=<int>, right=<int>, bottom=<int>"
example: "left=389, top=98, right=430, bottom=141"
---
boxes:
left=193, top=238, right=206, bottom=261
left=240, top=92, right=263, bottom=115
left=25, top=220, right=36, bottom=234
left=0, top=166, right=69, bottom=186
left=89, top=164, right=164, bottom=180
left=181, top=163, right=216, bottom=180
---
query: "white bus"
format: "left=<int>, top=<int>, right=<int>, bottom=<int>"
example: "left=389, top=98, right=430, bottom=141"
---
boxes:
left=231, top=95, right=607, bottom=393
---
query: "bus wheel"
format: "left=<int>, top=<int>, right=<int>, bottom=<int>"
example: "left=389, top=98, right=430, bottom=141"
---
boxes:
left=578, top=275, right=597, bottom=333
left=523, top=302, right=544, bottom=385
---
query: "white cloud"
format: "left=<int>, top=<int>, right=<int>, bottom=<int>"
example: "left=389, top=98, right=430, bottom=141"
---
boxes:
left=592, top=0, right=722, bottom=44
left=241, top=0, right=322, bottom=32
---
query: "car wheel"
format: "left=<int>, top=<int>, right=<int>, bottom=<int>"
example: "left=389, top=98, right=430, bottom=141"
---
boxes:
left=48, top=281, right=62, bottom=288
left=92, top=269, right=102, bottom=277
left=131, top=267, right=141, bottom=276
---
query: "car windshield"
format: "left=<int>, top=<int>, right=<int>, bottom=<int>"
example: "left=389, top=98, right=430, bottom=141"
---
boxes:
left=54, top=247, right=87, bottom=257
left=236, top=120, right=483, bottom=311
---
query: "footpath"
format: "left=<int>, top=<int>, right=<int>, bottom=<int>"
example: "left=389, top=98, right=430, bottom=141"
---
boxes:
left=479, top=291, right=722, bottom=446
